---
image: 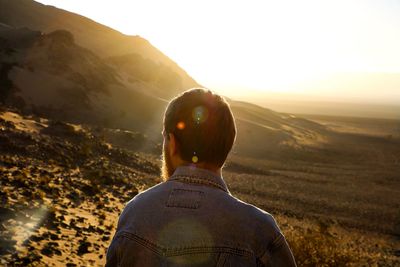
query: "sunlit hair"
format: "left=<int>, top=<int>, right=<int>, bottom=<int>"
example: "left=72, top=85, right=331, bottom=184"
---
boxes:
left=163, top=88, right=236, bottom=168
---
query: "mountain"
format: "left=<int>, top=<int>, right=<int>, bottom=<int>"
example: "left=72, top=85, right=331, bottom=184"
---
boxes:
left=0, top=27, right=167, bottom=138
left=0, top=0, right=199, bottom=97
left=1, top=0, right=399, bottom=164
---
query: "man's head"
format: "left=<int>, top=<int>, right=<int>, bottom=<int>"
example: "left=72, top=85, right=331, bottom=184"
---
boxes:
left=161, top=88, right=236, bottom=180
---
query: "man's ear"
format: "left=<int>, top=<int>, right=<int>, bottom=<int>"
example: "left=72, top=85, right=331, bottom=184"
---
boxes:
left=168, top=133, right=178, bottom=156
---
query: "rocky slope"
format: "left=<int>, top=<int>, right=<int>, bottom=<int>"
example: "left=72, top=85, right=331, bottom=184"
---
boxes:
left=0, top=27, right=167, bottom=136
left=0, top=109, right=161, bottom=266
left=1, top=108, right=399, bottom=266
left=0, top=0, right=199, bottom=93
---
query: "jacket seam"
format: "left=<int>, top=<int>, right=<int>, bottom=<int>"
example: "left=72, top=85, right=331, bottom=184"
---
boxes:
left=165, top=188, right=204, bottom=209
left=118, top=231, right=163, bottom=256
left=169, top=175, right=228, bottom=193
left=118, top=231, right=253, bottom=257
left=165, top=246, right=253, bottom=257
left=257, top=231, right=284, bottom=263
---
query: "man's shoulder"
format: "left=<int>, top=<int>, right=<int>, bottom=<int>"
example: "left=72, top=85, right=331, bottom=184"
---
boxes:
left=125, top=181, right=170, bottom=206
left=228, top=195, right=280, bottom=231
left=117, top=182, right=170, bottom=227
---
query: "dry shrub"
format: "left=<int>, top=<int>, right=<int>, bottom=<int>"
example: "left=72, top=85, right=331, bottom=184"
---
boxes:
left=285, top=223, right=359, bottom=266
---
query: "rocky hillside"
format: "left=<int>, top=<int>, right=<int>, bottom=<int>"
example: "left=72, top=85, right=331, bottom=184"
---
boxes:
left=0, top=0, right=199, bottom=94
left=0, top=109, right=161, bottom=266
left=0, top=27, right=168, bottom=137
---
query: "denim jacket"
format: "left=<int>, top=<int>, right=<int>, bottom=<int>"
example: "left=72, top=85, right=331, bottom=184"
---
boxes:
left=106, top=166, right=296, bottom=266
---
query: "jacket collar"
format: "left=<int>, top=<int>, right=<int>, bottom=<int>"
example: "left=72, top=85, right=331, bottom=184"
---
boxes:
left=168, top=165, right=230, bottom=193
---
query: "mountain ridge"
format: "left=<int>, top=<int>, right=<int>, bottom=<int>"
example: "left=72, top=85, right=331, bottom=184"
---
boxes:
left=0, top=0, right=199, bottom=91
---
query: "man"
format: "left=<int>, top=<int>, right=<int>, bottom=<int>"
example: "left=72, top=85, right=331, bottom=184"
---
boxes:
left=106, top=88, right=296, bottom=266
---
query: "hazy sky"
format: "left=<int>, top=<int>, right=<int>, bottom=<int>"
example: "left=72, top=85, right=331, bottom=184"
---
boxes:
left=35, top=0, right=400, bottom=104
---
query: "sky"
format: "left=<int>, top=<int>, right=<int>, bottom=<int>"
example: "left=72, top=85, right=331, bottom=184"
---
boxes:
left=35, top=0, right=400, bottom=105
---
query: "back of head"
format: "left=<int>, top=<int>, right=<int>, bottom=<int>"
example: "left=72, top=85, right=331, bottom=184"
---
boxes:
left=164, top=88, right=236, bottom=168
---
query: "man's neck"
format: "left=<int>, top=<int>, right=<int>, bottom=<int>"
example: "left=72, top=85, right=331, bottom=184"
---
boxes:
left=178, top=163, right=222, bottom=177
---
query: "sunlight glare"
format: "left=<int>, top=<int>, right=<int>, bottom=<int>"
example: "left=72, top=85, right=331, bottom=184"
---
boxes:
left=36, top=0, right=400, bottom=101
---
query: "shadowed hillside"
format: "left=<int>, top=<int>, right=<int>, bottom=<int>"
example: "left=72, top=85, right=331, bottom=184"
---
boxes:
left=0, top=27, right=167, bottom=137
left=0, top=0, right=199, bottom=95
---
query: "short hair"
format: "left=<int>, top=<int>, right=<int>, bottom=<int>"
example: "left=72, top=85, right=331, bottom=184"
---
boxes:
left=163, top=88, right=236, bottom=167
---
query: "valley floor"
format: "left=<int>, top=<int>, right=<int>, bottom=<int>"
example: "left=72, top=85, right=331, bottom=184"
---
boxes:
left=224, top=156, right=400, bottom=266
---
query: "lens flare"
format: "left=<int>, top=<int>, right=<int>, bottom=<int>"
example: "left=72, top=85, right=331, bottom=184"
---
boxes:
left=157, top=218, right=213, bottom=264
left=192, top=106, right=208, bottom=124
left=176, top=121, right=185, bottom=130
left=12, top=205, right=48, bottom=251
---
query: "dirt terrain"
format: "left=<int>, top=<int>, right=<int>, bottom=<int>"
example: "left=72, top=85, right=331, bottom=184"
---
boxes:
left=0, top=109, right=160, bottom=266
left=0, top=109, right=399, bottom=266
left=300, top=114, right=400, bottom=138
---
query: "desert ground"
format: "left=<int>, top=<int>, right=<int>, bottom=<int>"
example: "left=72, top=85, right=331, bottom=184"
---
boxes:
left=0, top=109, right=399, bottom=266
